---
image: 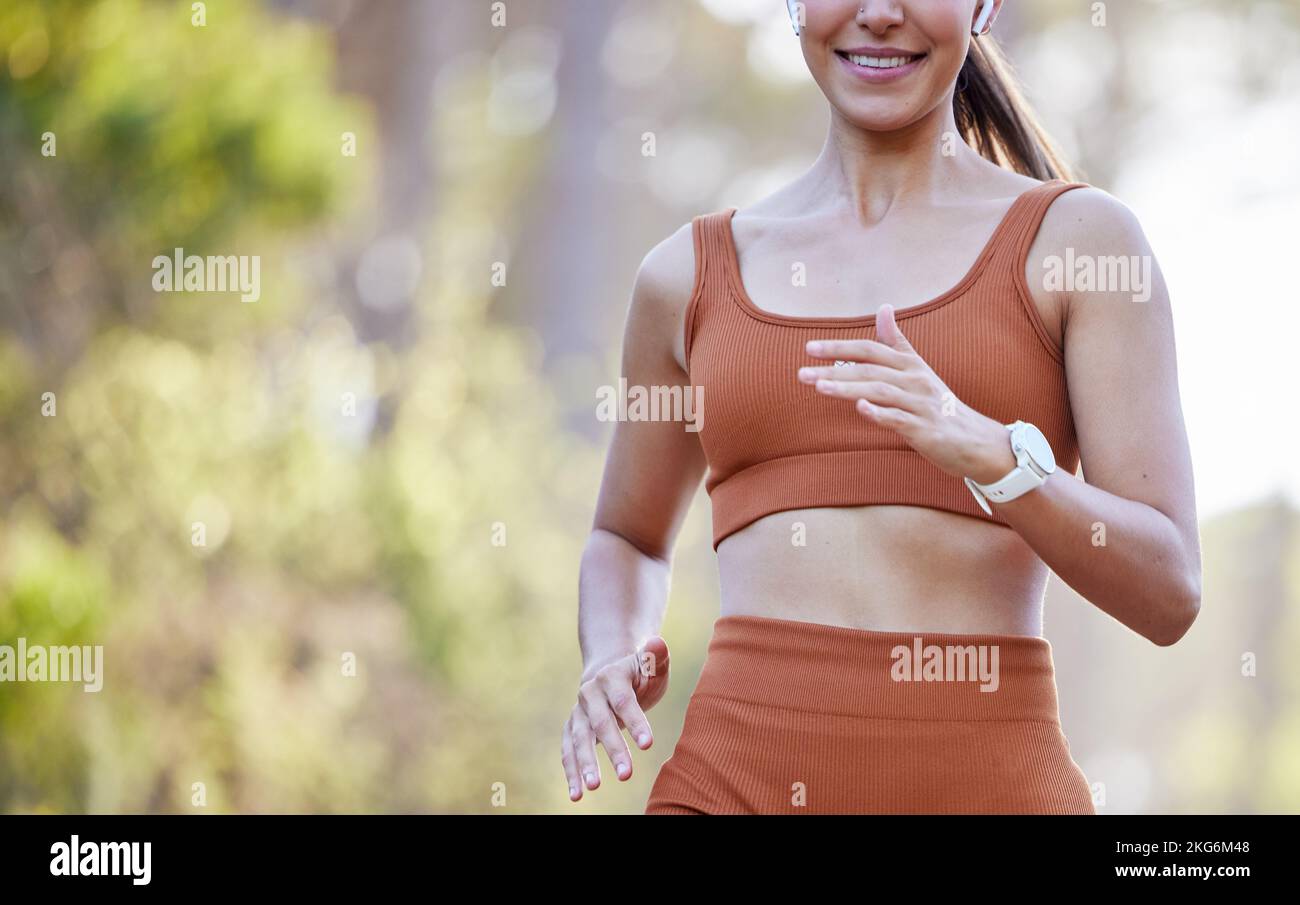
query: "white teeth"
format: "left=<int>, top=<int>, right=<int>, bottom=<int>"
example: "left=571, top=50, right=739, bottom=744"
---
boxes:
left=846, top=53, right=913, bottom=69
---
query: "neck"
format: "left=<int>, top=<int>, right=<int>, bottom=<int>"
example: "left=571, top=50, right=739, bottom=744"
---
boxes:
left=801, top=97, right=987, bottom=223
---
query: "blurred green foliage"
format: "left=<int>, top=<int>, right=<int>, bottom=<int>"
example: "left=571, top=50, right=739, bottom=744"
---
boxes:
left=0, top=0, right=627, bottom=813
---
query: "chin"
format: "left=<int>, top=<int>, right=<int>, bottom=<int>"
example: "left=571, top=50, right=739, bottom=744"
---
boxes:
left=816, top=69, right=956, bottom=135
left=834, top=97, right=930, bottom=133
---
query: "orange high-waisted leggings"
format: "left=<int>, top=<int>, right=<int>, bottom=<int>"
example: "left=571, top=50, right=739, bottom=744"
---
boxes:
left=645, top=614, right=1095, bottom=814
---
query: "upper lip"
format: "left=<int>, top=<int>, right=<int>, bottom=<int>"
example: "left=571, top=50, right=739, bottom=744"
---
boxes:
left=836, top=46, right=925, bottom=57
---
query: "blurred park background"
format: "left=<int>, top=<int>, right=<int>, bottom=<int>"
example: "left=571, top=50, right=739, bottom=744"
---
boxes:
left=1, top=0, right=1298, bottom=814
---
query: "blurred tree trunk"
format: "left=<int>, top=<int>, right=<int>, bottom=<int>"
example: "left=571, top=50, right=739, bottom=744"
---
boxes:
left=281, top=0, right=480, bottom=438
left=511, top=0, right=619, bottom=378
left=331, top=0, right=442, bottom=349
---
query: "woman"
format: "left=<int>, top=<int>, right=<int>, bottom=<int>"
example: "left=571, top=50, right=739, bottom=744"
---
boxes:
left=562, top=0, right=1200, bottom=814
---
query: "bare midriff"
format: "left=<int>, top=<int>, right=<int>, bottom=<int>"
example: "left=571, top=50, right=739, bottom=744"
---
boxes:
left=715, top=504, right=1048, bottom=635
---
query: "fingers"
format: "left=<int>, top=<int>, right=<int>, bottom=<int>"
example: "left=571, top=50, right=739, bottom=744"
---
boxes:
left=805, top=338, right=910, bottom=369
left=856, top=397, right=915, bottom=429
left=634, top=637, right=670, bottom=691
left=561, top=721, right=584, bottom=801
left=609, top=654, right=654, bottom=751
left=797, top=362, right=918, bottom=386
left=569, top=707, right=602, bottom=792
left=579, top=674, right=635, bottom=782
left=873, top=304, right=915, bottom=351
left=810, top=377, right=922, bottom=414
left=565, top=641, right=671, bottom=801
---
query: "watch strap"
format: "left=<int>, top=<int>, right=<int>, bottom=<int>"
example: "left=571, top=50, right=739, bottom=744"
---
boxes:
left=976, top=462, right=1046, bottom=505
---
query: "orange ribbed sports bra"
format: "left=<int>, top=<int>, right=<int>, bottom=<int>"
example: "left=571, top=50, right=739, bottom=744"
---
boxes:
left=684, top=179, right=1088, bottom=550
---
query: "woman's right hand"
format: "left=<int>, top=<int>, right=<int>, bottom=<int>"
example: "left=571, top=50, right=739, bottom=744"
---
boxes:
left=562, top=636, right=670, bottom=801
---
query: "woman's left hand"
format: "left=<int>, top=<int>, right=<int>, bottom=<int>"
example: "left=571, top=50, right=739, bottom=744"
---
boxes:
left=797, top=304, right=1016, bottom=484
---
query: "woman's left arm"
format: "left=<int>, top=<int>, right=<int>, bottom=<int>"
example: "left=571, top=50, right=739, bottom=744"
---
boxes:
left=801, top=189, right=1201, bottom=646
left=1007, top=187, right=1201, bottom=645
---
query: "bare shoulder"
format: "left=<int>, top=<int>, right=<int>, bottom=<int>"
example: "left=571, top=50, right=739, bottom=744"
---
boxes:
left=626, top=218, right=700, bottom=373
left=1025, top=185, right=1164, bottom=348
left=1035, top=184, right=1152, bottom=260
left=633, top=219, right=696, bottom=317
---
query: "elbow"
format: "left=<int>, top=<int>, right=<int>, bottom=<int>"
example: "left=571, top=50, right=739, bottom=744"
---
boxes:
left=588, top=525, right=672, bottom=567
left=1148, top=571, right=1201, bottom=647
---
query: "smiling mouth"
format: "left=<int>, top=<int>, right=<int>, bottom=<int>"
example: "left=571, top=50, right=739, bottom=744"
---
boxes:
left=834, top=50, right=926, bottom=70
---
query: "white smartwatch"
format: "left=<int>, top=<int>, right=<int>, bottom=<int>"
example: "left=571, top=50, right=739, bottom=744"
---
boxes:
left=963, top=421, right=1056, bottom=515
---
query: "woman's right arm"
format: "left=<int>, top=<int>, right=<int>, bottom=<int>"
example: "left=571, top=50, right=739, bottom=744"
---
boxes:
left=562, top=221, right=707, bottom=801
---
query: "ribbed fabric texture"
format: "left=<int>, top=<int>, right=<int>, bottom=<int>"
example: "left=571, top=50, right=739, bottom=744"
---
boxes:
left=684, top=180, right=1089, bottom=549
left=644, top=615, right=1096, bottom=815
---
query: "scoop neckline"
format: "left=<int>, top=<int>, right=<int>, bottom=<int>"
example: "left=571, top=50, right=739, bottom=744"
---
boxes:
left=720, top=179, right=1060, bottom=327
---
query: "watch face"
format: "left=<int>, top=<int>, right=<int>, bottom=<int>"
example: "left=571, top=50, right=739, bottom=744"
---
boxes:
left=1021, top=424, right=1056, bottom=473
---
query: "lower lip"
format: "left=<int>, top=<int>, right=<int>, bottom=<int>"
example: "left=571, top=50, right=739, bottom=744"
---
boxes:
left=836, top=52, right=925, bottom=84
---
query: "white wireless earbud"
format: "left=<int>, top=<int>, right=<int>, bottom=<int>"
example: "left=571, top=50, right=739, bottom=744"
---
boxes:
left=972, top=0, right=996, bottom=36
left=787, top=0, right=801, bottom=37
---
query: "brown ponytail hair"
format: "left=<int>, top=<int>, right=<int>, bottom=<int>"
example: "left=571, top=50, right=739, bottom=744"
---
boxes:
left=955, top=35, right=1076, bottom=181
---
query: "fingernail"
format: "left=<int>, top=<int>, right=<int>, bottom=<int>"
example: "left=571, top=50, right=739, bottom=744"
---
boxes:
left=637, top=732, right=651, bottom=746
left=569, top=786, right=578, bottom=799
left=585, top=772, right=597, bottom=787
left=807, top=341, right=823, bottom=354
left=617, top=761, right=631, bottom=779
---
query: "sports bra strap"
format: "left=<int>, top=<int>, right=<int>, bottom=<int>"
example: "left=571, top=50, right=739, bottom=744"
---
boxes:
left=987, top=179, right=1091, bottom=274
left=684, top=209, right=738, bottom=364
